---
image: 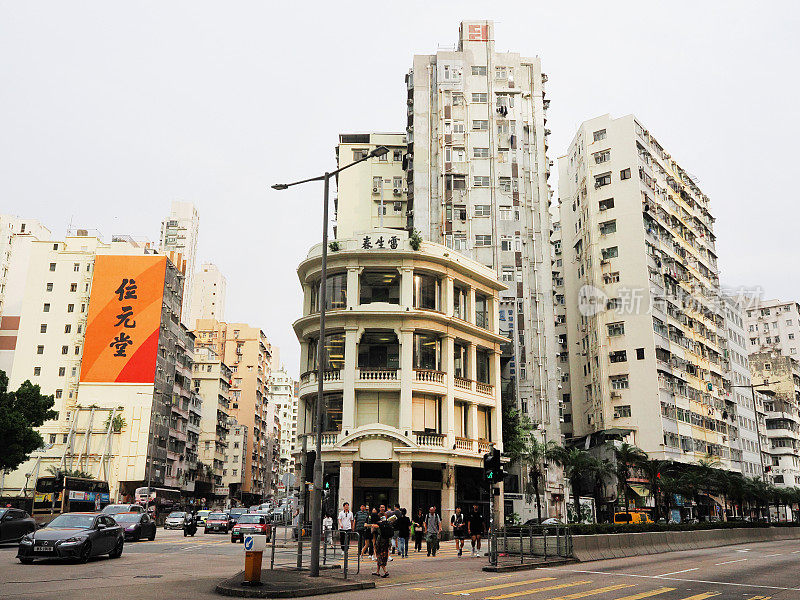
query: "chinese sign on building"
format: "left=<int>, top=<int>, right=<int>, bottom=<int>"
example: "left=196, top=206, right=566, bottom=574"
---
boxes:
left=80, top=255, right=167, bottom=383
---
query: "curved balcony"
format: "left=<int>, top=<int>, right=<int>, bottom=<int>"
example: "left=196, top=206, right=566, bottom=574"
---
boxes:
left=357, top=367, right=398, bottom=381
left=415, top=432, right=446, bottom=448
left=414, top=369, right=445, bottom=384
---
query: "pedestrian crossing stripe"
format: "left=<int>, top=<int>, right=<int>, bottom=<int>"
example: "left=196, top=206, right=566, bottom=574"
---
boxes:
left=485, top=581, right=593, bottom=600
left=675, top=594, right=719, bottom=600
left=444, top=578, right=555, bottom=595
left=610, top=588, right=676, bottom=600
left=494, top=584, right=635, bottom=600
left=742, top=597, right=771, bottom=600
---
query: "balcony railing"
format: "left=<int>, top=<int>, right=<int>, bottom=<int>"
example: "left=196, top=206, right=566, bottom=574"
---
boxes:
left=299, top=369, right=342, bottom=386
left=454, top=377, right=472, bottom=391
left=303, top=432, right=340, bottom=447
left=414, top=369, right=445, bottom=384
left=476, top=381, right=494, bottom=395
left=358, top=368, right=398, bottom=381
left=478, top=440, right=494, bottom=454
left=455, top=437, right=474, bottom=451
left=415, top=432, right=446, bottom=447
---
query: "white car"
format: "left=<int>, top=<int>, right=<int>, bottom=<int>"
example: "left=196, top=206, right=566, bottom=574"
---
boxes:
left=164, top=511, right=187, bottom=530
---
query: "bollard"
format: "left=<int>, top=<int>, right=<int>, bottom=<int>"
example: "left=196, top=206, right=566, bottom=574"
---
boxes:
left=243, top=534, right=267, bottom=586
left=543, top=527, right=548, bottom=560
left=270, top=525, right=277, bottom=569
left=343, top=532, right=349, bottom=580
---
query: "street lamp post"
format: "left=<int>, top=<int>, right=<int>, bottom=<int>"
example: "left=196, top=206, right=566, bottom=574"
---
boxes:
left=272, top=144, right=388, bottom=577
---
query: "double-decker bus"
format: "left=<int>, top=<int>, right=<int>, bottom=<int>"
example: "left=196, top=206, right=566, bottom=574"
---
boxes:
left=32, top=476, right=111, bottom=523
left=135, top=486, right=182, bottom=516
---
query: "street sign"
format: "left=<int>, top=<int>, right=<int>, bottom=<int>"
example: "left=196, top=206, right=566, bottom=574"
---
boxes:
left=243, top=534, right=267, bottom=552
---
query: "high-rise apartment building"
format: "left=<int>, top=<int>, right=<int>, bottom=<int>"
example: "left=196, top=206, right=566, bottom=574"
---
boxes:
left=748, top=349, right=800, bottom=488
left=194, top=319, right=274, bottom=503
left=0, top=234, right=199, bottom=500
left=742, top=298, right=800, bottom=359
left=159, top=201, right=199, bottom=324
left=334, top=133, right=409, bottom=239
left=269, top=367, right=299, bottom=477
left=189, top=263, right=227, bottom=327
left=192, top=346, right=232, bottom=499
left=558, top=114, right=743, bottom=470
left=0, top=215, right=51, bottom=318
left=406, top=21, right=562, bottom=516
left=223, top=417, right=248, bottom=500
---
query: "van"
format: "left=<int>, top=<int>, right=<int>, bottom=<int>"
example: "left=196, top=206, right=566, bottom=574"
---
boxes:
left=613, top=512, right=653, bottom=524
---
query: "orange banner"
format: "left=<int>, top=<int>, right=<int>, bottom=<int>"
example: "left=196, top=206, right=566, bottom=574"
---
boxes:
left=80, top=255, right=167, bottom=383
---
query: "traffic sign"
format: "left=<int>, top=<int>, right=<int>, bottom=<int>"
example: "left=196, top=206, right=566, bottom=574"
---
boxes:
left=243, top=534, right=267, bottom=552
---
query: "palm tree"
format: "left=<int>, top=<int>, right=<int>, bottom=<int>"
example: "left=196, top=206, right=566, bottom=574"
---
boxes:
left=693, top=456, right=722, bottom=520
left=585, top=456, right=615, bottom=522
left=506, top=433, right=558, bottom=524
left=45, top=466, right=94, bottom=479
left=613, top=443, right=647, bottom=518
left=550, top=446, right=592, bottom=523
left=640, top=459, right=670, bottom=522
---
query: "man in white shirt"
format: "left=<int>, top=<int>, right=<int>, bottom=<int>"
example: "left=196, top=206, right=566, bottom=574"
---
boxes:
left=338, top=502, right=354, bottom=553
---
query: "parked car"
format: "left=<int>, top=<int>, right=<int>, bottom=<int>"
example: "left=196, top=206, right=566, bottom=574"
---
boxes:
left=0, top=508, right=37, bottom=544
left=101, top=504, right=145, bottom=516
left=229, top=508, right=247, bottom=524
left=196, top=510, right=211, bottom=527
left=204, top=512, right=231, bottom=534
left=613, top=512, right=653, bottom=524
left=113, top=512, right=157, bottom=541
left=230, top=513, right=271, bottom=543
left=164, top=511, right=187, bottom=530
left=17, top=513, right=123, bottom=563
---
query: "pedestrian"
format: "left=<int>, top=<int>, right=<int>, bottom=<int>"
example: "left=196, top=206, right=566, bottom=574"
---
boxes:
left=368, top=507, right=380, bottom=560
left=355, top=504, right=370, bottom=555
left=467, top=504, right=485, bottom=557
left=423, top=506, right=441, bottom=556
left=413, top=508, right=425, bottom=552
left=396, top=507, right=411, bottom=558
left=369, top=509, right=394, bottom=578
left=451, top=506, right=466, bottom=556
left=337, top=502, right=354, bottom=554
left=390, top=503, right=401, bottom=554
left=323, top=513, right=333, bottom=545
left=292, top=508, right=301, bottom=541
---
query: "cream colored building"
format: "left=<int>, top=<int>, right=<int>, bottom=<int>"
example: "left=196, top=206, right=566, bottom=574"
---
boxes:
left=334, top=133, right=408, bottom=239
left=223, top=417, right=248, bottom=500
left=193, top=346, right=232, bottom=497
left=0, top=214, right=50, bottom=318
left=558, top=114, right=744, bottom=470
left=294, top=229, right=505, bottom=526
left=742, top=298, right=800, bottom=358
left=189, top=263, right=227, bottom=327
left=159, top=200, right=199, bottom=325
left=269, top=367, right=299, bottom=477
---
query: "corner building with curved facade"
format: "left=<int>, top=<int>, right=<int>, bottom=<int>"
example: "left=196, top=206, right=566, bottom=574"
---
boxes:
left=294, top=230, right=505, bottom=526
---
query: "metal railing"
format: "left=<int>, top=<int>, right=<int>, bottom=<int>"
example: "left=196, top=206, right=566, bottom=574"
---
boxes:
left=267, top=524, right=360, bottom=579
left=488, top=525, right=573, bottom=567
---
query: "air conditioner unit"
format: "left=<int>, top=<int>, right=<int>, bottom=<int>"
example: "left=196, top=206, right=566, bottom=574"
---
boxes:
left=613, top=411, right=621, bottom=419
left=372, top=186, right=379, bottom=194
left=611, top=391, right=622, bottom=399
left=393, top=188, right=401, bottom=196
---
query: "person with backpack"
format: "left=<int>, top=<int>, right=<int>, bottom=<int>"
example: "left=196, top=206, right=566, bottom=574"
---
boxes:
left=396, top=507, right=411, bottom=558
left=368, top=509, right=394, bottom=578
left=423, top=506, right=441, bottom=557
left=451, top=506, right=467, bottom=556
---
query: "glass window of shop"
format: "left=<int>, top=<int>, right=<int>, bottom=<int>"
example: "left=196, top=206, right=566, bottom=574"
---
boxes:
left=309, top=272, right=347, bottom=312
left=413, top=272, right=441, bottom=311
left=413, top=332, right=442, bottom=371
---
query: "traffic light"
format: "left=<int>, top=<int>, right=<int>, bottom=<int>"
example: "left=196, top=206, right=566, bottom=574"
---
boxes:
left=483, top=448, right=504, bottom=482
left=304, top=450, right=316, bottom=482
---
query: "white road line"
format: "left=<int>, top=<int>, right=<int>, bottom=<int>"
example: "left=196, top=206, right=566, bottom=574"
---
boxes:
left=655, top=568, right=699, bottom=577
left=714, top=558, right=748, bottom=565
left=536, top=567, right=800, bottom=592
left=762, top=553, right=783, bottom=557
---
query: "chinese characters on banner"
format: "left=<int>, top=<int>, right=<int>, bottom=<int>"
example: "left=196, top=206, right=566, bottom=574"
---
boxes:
left=80, top=255, right=168, bottom=384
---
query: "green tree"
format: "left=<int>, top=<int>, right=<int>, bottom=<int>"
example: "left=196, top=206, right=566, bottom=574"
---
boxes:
left=45, top=466, right=94, bottom=479
left=613, top=443, right=647, bottom=518
left=506, top=426, right=558, bottom=524
left=640, top=459, right=670, bottom=521
left=550, top=446, right=592, bottom=523
left=0, top=370, right=57, bottom=473
left=585, top=456, right=615, bottom=523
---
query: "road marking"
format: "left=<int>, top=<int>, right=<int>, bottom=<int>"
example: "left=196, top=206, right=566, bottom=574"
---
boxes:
left=742, top=596, right=772, bottom=600
left=444, top=578, right=555, bottom=595
left=536, top=567, right=800, bottom=592
left=675, top=594, right=719, bottom=600
left=655, top=568, right=698, bottom=577
left=611, top=588, right=675, bottom=600
left=714, top=558, right=748, bottom=565
left=761, top=553, right=782, bottom=557
left=734, top=549, right=750, bottom=553
left=487, top=583, right=630, bottom=600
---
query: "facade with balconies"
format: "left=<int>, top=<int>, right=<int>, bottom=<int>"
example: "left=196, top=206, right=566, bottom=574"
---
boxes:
left=294, top=229, right=505, bottom=525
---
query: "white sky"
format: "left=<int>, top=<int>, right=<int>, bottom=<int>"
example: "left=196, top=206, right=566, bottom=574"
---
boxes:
left=1, top=1, right=798, bottom=377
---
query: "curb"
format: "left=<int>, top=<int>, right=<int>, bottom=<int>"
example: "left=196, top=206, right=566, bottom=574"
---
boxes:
left=215, top=579, right=374, bottom=598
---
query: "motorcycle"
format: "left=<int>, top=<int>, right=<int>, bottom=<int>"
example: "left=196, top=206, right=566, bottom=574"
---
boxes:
left=183, top=517, right=198, bottom=537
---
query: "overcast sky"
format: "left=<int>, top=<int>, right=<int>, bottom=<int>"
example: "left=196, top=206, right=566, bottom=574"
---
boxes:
left=2, top=1, right=798, bottom=377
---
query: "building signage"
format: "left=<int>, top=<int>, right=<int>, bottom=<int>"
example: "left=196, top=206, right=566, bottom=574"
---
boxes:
left=361, top=235, right=400, bottom=250
left=80, top=255, right=167, bottom=383
left=467, top=24, right=488, bottom=41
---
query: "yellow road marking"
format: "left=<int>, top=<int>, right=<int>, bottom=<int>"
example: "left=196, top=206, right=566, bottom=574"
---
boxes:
left=676, top=594, right=719, bottom=600
left=485, top=581, right=595, bottom=599
left=497, top=584, right=635, bottom=600
left=743, top=597, right=771, bottom=600
left=444, top=578, right=555, bottom=595
left=611, top=588, right=675, bottom=600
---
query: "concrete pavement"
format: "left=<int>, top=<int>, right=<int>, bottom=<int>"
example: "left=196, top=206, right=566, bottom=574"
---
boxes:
left=2, top=529, right=799, bottom=600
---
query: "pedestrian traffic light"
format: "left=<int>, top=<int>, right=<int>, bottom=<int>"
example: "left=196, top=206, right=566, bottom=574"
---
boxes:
left=304, top=450, right=316, bottom=482
left=483, top=448, right=504, bottom=482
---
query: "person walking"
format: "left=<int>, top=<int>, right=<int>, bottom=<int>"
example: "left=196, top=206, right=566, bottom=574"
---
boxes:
left=292, top=508, right=301, bottom=541
left=355, top=504, right=370, bottom=556
left=367, top=507, right=380, bottom=560
left=323, top=513, right=333, bottom=546
left=390, top=503, right=401, bottom=554
left=451, top=506, right=466, bottom=556
left=396, top=507, right=411, bottom=558
left=467, top=504, right=485, bottom=557
left=423, top=506, right=442, bottom=557
left=337, top=502, right=354, bottom=555
left=369, top=509, right=393, bottom=578
left=413, top=508, right=425, bottom=552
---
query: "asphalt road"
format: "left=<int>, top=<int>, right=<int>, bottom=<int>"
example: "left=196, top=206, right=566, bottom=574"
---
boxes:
left=1, top=529, right=799, bottom=600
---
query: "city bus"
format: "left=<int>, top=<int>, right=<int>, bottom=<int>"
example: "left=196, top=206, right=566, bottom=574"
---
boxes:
left=135, top=486, right=182, bottom=518
left=32, top=476, right=111, bottom=524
